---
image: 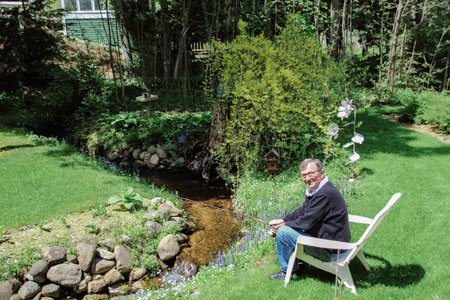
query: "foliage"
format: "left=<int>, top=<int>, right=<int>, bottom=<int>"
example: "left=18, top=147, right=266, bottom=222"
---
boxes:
left=0, top=0, right=63, bottom=91
left=0, top=246, right=41, bottom=282
left=79, top=110, right=211, bottom=155
left=208, top=17, right=344, bottom=177
left=414, top=91, right=450, bottom=134
left=107, top=187, right=144, bottom=211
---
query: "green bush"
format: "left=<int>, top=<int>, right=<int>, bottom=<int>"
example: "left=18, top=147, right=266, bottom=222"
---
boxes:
left=415, top=91, right=450, bottom=134
left=79, top=110, right=212, bottom=154
left=207, top=17, right=344, bottom=177
left=394, top=88, right=419, bottom=122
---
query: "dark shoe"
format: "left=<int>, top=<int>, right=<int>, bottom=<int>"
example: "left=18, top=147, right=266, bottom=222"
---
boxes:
left=269, top=271, right=286, bottom=280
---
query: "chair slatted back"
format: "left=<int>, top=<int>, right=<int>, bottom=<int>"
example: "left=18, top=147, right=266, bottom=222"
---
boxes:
left=344, top=193, right=402, bottom=264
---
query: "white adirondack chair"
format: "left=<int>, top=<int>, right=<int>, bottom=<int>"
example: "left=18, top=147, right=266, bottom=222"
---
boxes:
left=284, top=192, right=402, bottom=294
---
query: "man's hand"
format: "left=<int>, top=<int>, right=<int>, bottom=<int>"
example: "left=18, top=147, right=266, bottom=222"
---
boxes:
left=268, top=219, right=285, bottom=230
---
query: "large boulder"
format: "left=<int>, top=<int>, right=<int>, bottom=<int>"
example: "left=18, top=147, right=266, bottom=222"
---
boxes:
left=91, top=258, right=116, bottom=274
left=157, top=203, right=182, bottom=217
left=114, top=246, right=132, bottom=274
left=149, top=154, right=160, bottom=166
left=41, top=283, right=60, bottom=298
left=46, top=263, right=82, bottom=287
left=157, top=234, right=180, bottom=261
left=45, top=246, right=66, bottom=266
left=77, top=242, right=97, bottom=271
left=17, top=281, right=40, bottom=300
left=0, top=281, right=14, bottom=300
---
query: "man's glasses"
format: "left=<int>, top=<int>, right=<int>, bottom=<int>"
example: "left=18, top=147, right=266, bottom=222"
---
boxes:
left=301, top=170, right=321, bottom=179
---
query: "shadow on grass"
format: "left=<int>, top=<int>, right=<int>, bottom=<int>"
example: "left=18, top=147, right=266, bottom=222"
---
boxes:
left=299, top=253, right=425, bottom=290
left=0, top=144, right=35, bottom=153
left=360, top=109, right=450, bottom=158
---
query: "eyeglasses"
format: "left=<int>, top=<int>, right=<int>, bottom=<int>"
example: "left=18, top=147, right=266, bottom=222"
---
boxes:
left=300, top=170, right=321, bottom=179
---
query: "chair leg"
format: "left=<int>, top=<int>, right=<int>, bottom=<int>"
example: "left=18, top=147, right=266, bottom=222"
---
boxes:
left=339, top=265, right=357, bottom=294
left=284, top=251, right=297, bottom=287
left=356, top=251, right=371, bottom=271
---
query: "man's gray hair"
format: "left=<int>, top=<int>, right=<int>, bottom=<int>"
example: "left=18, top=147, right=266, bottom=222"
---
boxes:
left=299, top=158, right=323, bottom=171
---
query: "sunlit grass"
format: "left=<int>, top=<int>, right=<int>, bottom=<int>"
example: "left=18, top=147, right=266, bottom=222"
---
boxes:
left=0, top=127, right=178, bottom=229
left=180, top=107, right=450, bottom=299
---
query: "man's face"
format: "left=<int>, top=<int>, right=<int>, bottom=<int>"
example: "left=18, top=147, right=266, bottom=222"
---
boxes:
left=300, top=162, right=324, bottom=191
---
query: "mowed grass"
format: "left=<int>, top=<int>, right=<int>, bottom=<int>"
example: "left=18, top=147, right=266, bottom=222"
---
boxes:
left=0, top=128, right=172, bottom=229
left=189, top=107, right=450, bottom=299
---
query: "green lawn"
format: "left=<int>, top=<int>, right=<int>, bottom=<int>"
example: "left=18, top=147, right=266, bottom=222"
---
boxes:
left=187, top=107, right=450, bottom=299
left=0, top=128, right=175, bottom=229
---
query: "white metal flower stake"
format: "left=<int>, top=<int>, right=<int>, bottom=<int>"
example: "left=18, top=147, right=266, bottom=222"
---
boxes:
left=330, top=98, right=364, bottom=165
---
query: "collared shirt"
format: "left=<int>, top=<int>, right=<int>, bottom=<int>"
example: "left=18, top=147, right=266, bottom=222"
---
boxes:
left=305, top=176, right=329, bottom=197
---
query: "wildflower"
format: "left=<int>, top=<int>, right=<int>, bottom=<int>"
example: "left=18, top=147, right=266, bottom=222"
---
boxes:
left=329, top=123, right=339, bottom=138
left=348, top=152, right=360, bottom=163
left=351, top=133, right=364, bottom=144
left=337, top=98, right=354, bottom=119
left=343, top=142, right=354, bottom=149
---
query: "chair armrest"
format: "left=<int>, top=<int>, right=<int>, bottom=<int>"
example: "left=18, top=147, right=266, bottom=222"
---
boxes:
left=297, top=235, right=355, bottom=250
left=348, top=214, right=373, bottom=224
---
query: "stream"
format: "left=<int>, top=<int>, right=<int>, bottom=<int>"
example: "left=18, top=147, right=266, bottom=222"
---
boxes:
left=139, top=169, right=241, bottom=266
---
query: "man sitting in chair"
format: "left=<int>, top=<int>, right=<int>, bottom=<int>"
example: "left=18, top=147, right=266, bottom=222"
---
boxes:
left=268, top=158, right=351, bottom=279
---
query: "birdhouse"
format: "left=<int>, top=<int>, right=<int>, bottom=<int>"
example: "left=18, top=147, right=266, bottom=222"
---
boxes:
left=266, top=148, right=280, bottom=177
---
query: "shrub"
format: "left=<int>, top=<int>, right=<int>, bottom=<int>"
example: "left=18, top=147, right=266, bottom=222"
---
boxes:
left=207, top=17, right=344, bottom=177
left=394, top=88, right=419, bottom=122
left=415, top=91, right=450, bottom=134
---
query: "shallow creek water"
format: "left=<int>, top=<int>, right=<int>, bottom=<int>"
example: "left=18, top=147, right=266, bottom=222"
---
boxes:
left=139, top=170, right=241, bottom=266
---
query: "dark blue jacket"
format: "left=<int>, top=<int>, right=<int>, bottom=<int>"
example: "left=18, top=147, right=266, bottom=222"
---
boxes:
left=283, top=181, right=351, bottom=243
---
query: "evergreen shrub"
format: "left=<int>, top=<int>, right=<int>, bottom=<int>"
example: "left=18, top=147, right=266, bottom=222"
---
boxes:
left=415, top=91, right=450, bottom=134
left=208, top=18, right=344, bottom=176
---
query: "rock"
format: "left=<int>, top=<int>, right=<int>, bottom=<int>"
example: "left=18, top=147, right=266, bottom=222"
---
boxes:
left=9, top=294, right=21, bottom=300
left=144, top=221, right=162, bottom=236
left=139, top=151, right=147, bottom=160
left=82, top=294, right=108, bottom=300
left=24, top=273, right=46, bottom=284
left=74, top=279, right=88, bottom=294
left=157, top=234, right=180, bottom=261
left=41, top=283, right=60, bottom=298
left=18, top=281, right=40, bottom=300
left=87, top=279, right=106, bottom=294
left=121, top=235, right=131, bottom=244
left=77, top=242, right=97, bottom=271
left=0, top=281, right=13, bottom=300
left=149, top=197, right=164, bottom=208
left=66, top=254, right=78, bottom=264
left=128, top=268, right=146, bottom=282
left=171, top=217, right=189, bottom=231
left=174, top=233, right=189, bottom=244
left=173, top=260, right=198, bottom=279
left=132, top=149, right=141, bottom=160
left=31, top=292, right=41, bottom=300
left=9, top=279, right=21, bottom=294
left=107, top=151, right=120, bottom=161
left=157, top=203, right=182, bottom=217
left=93, top=275, right=103, bottom=281
left=143, top=211, right=160, bottom=222
left=41, top=297, right=55, bottom=300
left=104, top=269, right=122, bottom=285
left=45, top=246, right=66, bottom=266
left=97, top=249, right=115, bottom=260
left=99, top=240, right=116, bottom=251
left=46, top=263, right=82, bottom=287
left=107, top=284, right=130, bottom=297
left=91, top=258, right=115, bottom=274
left=119, top=161, right=130, bottom=169
left=148, top=145, right=156, bottom=154
left=131, top=280, right=145, bottom=293
left=28, top=259, right=48, bottom=277
left=143, top=152, right=152, bottom=164
left=114, top=246, right=132, bottom=273
left=122, top=149, right=131, bottom=160
left=156, top=145, right=167, bottom=159
left=149, top=154, right=160, bottom=166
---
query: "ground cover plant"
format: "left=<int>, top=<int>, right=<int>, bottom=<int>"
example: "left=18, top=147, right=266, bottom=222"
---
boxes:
left=138, top=107, right=450, bottom=299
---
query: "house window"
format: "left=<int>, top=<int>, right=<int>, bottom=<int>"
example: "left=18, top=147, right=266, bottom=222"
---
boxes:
left=63, top=0, right=106, bottom=12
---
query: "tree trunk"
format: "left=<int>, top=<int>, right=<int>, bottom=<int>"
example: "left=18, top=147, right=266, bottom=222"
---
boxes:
left=161, top=0, right=172, bottom=88
left=442, top=45, right=450, bottom=91
left=329, top=0, right=341, bottom=60
left=387, top=0, right=406, bottom=90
